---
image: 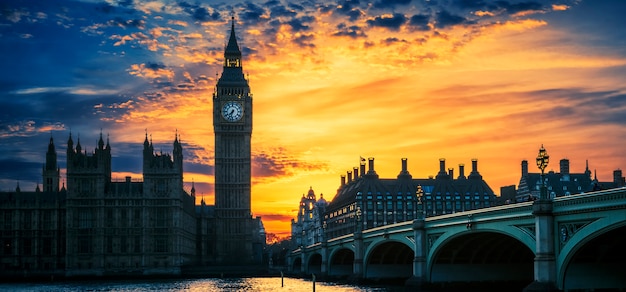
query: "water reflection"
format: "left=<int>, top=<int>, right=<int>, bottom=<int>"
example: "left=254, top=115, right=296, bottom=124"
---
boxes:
left=0, top=277, right=393, bottom=292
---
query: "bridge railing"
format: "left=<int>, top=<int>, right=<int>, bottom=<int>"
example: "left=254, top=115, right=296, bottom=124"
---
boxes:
left=553, top=187, right=626, bottom=213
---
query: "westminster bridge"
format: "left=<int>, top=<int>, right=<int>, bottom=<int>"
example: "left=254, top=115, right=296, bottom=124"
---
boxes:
left=288, top=187, right=626, bottom=291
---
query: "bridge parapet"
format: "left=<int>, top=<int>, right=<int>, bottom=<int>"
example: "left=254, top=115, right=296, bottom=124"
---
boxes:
left=553, top=187, right=626, bottom=214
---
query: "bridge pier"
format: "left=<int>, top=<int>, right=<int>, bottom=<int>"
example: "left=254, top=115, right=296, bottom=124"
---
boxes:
left=352, top=229, right=363, bottom=282
left=406, top=218, right=428, bottom=289
left=524, top=199, right=558, bottom=292
left=320, top=241, right=327, bottom=277
left=300, top=246, right=306, bottom=274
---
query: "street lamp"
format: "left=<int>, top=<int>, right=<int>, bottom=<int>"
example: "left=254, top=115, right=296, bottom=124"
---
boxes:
left=536, top=144, right=550, bottom=200
left=355, top=206, right=362, bottom=232
left=416, top=184, right=425, bottom=219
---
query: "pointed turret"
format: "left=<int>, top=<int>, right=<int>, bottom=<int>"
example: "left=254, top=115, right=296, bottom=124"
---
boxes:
left=224, top=16, right=242, bottom=67
left=43, top=136, right=60, bottom=192
left=75, top=134, right=82, bottom=153
left=67, top=132, right=74, bottom=154
left=216, top=16, right=249, bottom=93
left=98, top=131, right=105, bottom=150
left=46, top=136, right=57, bottom=171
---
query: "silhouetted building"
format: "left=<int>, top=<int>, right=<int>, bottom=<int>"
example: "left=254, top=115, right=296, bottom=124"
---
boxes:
left=322, top=157, right=496, bottom=239
left=0, top=138, right=66, bottom=276
left=498, top=185, right=517, bottom=205
left=290, top=187, right=328, bottom=248
left=212, top=17, right=260, bottom=265
left=0, top=20, right=265, bottom=278
left=516, top=158, right=625, bottom=202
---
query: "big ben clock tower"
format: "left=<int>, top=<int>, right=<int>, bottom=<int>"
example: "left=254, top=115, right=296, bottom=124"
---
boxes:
left=213, top=17, right=255, bottom=264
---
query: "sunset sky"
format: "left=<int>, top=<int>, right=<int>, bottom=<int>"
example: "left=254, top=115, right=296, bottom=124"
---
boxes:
left=1, top=0, right=625, bottom=237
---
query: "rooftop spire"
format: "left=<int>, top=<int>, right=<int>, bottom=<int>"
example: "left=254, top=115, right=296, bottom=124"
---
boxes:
left=223, top=16, right=242, bottom=69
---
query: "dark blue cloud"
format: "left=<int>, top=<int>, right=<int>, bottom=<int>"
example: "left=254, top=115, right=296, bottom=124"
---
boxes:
left=286, top=17, right=313, bottom=32
left=434, top=10, right=468, bottom=28
left=408, top=13, right=431, bottom=31
left=495, top=1, right=544, bottom=14
left=373, top=0, right=412, bottom=10
left=332, top=23, right=367, bottom=38
left=239, top=2, right=267, bottom=25
left=269, top=4, right=297, bottom=18
left=334, top=0, right=365, bottom=21
left=366, top=13, right=406, bottom=31
left=177, top=2, right=223, bottom=22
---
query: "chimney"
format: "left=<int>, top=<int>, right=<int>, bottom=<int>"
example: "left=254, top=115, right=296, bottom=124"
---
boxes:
left=340, top=175, right=346, bottom=186
left=614, top=169, right=625, bottom=187
left=367, top=157, right=375, bottom=174
left=436, top=158, right=447, bottom=179
left=398, top=158, right=411, bottom=178
left=347, top=171, right=352, bottom=183
left=458, top=164, right=466, bottom=179
left=353, top=167, right=359, bottom=178
left=560, top=159, right=570, bottom=175
left=469, top=158, right=482, bottom=179
left=360, top=163, right=366, bottom=178
left=522, top=160, right=528, bottom=177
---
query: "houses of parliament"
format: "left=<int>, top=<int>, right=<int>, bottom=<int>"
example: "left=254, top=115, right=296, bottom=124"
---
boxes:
left=0, top=20, right=265, bottom=278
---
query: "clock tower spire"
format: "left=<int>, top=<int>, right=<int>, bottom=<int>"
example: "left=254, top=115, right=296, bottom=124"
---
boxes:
left=212, top=16, right=255, bottom=265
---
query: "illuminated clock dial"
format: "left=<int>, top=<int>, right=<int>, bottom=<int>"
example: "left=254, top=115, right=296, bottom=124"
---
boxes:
left=221, top=101, right=243, bottom=122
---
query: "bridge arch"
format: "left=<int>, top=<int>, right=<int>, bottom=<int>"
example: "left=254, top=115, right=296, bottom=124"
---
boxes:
left=328, top=247, right=354, bottom=277
left=429, top=229, right=534, bottom=287
left=291, top=257, right=302, bottom=273
left=305, top=252, right=323, bottom=275
left=558, top=214, right=626, bottom=290
left=363, top=240, right=413, bottom=280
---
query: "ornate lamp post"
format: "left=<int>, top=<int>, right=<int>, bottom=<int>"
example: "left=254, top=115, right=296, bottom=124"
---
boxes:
left=355, top=206, right=362, bottom=231
left=416, top=185, right=425, bottom=220
left=536, top=145, right=550, bottom=200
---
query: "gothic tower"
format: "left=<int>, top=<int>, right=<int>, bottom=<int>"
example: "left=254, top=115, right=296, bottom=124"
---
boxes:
left=142, top=132, right=184, bottom=198
left=42, top=136, right=60, bottom=193
left=213, top=17, right=254, bottom=264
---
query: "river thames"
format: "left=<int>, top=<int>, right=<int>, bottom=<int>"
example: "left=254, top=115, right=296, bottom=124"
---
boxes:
left=0, top=277, right=402, bottom=292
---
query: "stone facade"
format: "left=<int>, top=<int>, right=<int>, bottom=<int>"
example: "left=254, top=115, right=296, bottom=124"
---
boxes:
left=322, top=157, right=497, bottom=239
left=212, top=18, right=259, bottom=265
left=516, top=158, right=625, bottom=202
left=290, top=188, right=328, bottom=249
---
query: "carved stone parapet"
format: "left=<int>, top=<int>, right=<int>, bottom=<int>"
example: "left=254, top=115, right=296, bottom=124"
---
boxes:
left=532, top=200, right=554, bottom=215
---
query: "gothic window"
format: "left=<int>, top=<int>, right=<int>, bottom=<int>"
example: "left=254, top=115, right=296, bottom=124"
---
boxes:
left=3, top=212, right=11, bottom=229
left=155, top=237, right=168, bottom=253
left=42, top=238, right=52, bottom=255
left=79, top=210, right=93, bottom=229
left=134, top=236, right=141, bottom=253
left=106, top=236, right=113, bottom=253
left=3, top=239, right=11, bottom=255
left=42, top=212, right=52, bottom=230
left=23, top=211, right=32, bottom=229
left=120, top=236, right=127, bottom=253
left=23, top=239, right=32, bottom=256
left=78, top=237, right=91, bottom=253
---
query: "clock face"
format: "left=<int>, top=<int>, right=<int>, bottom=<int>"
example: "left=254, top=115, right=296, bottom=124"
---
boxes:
left=221, top=101, right=243, bottom=122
